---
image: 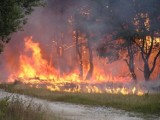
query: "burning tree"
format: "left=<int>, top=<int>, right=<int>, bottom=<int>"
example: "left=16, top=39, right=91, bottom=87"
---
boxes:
left=0, top=0, right=44, bottom=53
left=132, top=1, right=160, bottom=80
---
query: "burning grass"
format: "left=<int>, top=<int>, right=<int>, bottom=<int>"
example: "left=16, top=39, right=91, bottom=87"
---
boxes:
left=0, top=83, right=160, bottom=115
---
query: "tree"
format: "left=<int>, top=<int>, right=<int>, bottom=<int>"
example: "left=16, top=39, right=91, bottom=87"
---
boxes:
left=132, top=0, right=160, bottom=80
left=96, top=0, right=139, bottom=81
left=0, top=0, right=43, bottom=53
left=99, top=0, right=160, bottom=81
left=73, top=0, right=111, bottom=80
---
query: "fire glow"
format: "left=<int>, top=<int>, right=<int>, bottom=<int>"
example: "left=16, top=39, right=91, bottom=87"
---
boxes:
left=9, top=37, right=144, bottom=96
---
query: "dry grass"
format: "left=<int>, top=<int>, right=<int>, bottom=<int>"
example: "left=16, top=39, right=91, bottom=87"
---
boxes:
left=0, top=94, right=62, bottom=120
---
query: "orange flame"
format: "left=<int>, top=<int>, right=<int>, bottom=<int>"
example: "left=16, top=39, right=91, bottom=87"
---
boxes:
left=18, top=37, right=57, bottom=80
left=9, top=37, right=144, bottom=96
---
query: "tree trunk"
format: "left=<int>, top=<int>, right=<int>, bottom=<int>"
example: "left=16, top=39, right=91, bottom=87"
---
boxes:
left=85, top=39, right=94, bottom=80
left=125, top=44, right=137, bottom=81
left=129, top=62, right=137, bottom=81
left=125, top=59, right=137, bottom=81
left=144, top=62, right=150, bottom=81
left=75, top=29, right=83, bottom=79
left=134, top=35, right=160, bottom=81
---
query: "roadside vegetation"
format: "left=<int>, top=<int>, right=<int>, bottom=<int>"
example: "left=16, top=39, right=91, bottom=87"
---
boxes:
left=0, top=92, right=61, bottom=120
left=0, top=83, right=160, bottom=115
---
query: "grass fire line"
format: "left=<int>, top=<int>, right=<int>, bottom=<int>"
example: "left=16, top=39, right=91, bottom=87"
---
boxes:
left=0, top=83, right=160, bottom=115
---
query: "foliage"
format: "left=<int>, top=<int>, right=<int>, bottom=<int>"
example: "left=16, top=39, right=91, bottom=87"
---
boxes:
left=0, top=0, right=44, bottom=53
left=0, top=97, right=9, bottom=118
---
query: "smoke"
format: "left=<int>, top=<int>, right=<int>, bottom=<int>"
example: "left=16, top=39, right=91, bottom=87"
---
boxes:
left=0, top=0, right=109, bottom=81
left=0, top=0, right=159, bottom=82
left=0, top=0, right=140, bottom=81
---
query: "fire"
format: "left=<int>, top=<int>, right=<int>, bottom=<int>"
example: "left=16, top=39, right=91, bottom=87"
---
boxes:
left=9, top=37, right=144, bottom=96
left=18, top=37, right=57, bottom=80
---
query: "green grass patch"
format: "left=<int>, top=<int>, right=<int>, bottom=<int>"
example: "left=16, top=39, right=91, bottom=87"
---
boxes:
left=0, top=83, right=160, bottom=115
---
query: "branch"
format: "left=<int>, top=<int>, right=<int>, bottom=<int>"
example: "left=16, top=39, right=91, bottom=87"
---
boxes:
left=133, top=39, right=146, bottom=61
left=123, top=59, right=129, bottom=65
left=64, top=44, right=75, bottom=51
left=137, top=67, right=144, bottom=72
left=133, top=39, right=145, bottom=53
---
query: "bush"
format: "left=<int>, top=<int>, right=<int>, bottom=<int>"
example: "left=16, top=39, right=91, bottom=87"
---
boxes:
left=0, top=96, right=47, bottom=120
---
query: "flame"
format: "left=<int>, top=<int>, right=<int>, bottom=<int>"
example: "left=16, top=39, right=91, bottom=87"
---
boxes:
left=18, top=37, right=57, bottom=80
left=9, top=37, right=144, bottom=96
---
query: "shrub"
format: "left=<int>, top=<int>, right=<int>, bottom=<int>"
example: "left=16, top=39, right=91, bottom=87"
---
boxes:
left=0, top=96, right=47, bottom=120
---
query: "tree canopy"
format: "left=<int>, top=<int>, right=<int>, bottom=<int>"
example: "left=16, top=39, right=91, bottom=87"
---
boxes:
left=0, top=0, right=43, bottom=52
left=96, top=0, right=160, bottom=80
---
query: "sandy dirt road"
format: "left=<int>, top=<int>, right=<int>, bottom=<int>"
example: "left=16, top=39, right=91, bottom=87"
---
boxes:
left=0, top=89, right=159, bottom=120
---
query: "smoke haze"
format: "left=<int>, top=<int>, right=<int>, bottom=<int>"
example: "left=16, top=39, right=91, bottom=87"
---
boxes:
left=0, top=0, right=159, bottom=82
